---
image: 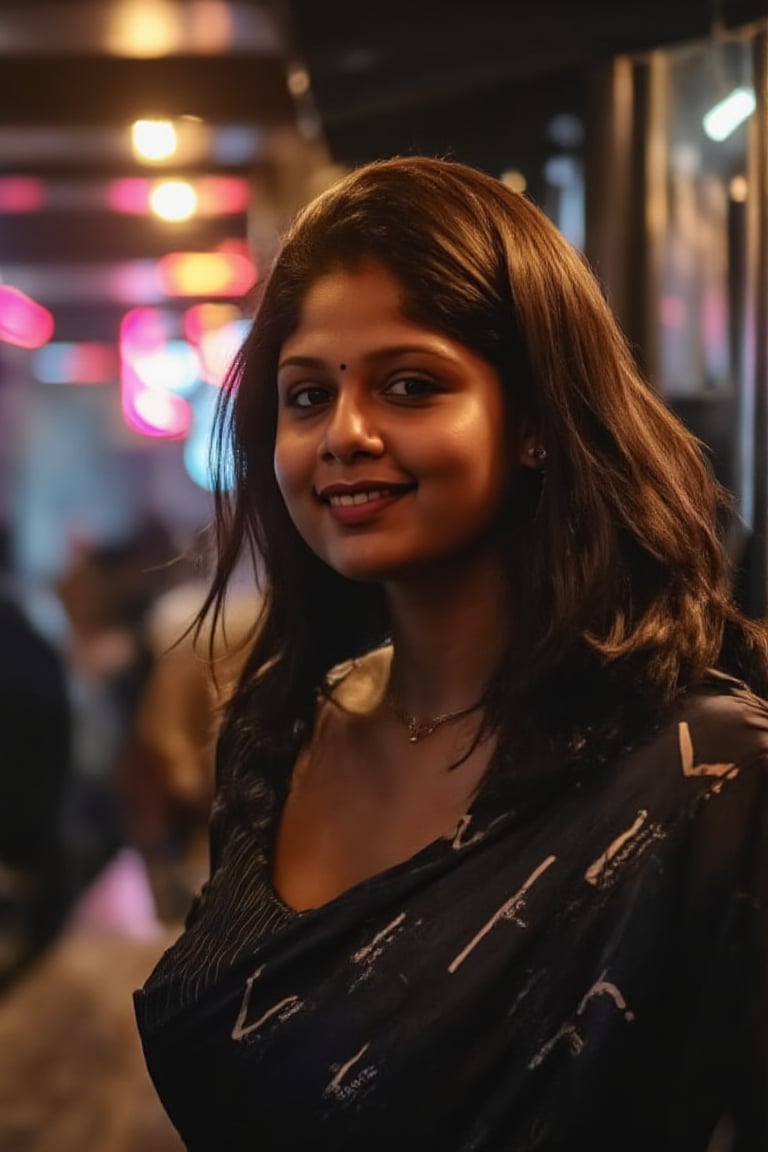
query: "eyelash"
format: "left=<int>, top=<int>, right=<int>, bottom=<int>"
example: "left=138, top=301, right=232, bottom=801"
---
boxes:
left=283, top=374, right=440, bottom=411
left=285, top=386, right=330, bottom=409
left=383, top=376, right=439, bottom=399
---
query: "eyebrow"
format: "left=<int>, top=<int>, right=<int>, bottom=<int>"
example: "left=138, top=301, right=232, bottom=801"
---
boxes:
left=277, top=343, right=459, bottom=372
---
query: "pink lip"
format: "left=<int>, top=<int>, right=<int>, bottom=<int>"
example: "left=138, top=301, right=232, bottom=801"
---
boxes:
left=315, top=480, right=412, bottom=499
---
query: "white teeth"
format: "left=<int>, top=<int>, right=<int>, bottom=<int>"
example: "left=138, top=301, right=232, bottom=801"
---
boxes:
left=328, top=489, right=391, bottom=507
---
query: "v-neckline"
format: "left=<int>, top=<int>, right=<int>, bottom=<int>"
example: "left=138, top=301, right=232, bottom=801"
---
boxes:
left=260, top=725, right=507, bottom=921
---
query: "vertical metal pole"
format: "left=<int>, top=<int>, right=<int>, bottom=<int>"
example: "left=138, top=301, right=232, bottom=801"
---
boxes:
left=750, top=28, right=768, bottom=616
left=584, top=56, right=657, bottom=379
left=584, top=59, right=634, bottom=321
left=641, top=51, right=669, bottom=392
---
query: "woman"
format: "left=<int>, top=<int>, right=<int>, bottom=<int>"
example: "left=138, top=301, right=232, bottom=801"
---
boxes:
left=134, top=157, right=768, bottom=1151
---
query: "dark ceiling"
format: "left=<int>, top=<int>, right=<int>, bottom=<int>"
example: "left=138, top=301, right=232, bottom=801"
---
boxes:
left=0, top=0, right=764, bottom=346
left=286, top=0, right=766, bottom=165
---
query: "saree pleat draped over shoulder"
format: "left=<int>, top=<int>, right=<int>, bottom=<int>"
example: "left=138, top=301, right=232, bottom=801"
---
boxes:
left=134, top=675, right=768, bottom=1151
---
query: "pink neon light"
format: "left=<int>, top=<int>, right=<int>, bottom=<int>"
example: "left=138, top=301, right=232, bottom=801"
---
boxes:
left=107, top=178, right=152, bottom=214
left=120, top=360, right=191, bottom=438
left=0, top=285, right=54, bottom=349
left=133, top=386, right=192, bottom=437
left=0, top=177, right=45, bottom=213
left=120, top=306, right=169, bottom=358
left=120, top=308, right=190, bottom=438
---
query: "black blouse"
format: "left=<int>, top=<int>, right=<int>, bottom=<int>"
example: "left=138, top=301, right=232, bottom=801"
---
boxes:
left=135, top=673, right=768, bottom=1151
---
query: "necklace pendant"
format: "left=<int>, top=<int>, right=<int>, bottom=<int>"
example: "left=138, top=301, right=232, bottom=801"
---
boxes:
left=390, top=696, right=483, bottom=744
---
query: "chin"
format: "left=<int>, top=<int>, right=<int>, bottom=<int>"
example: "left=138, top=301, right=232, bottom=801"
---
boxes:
left=317, top=544, right=412, bottom=584
left=328, top=547, right=459, bottom=586
left=327, top=559, right=404, bottom=584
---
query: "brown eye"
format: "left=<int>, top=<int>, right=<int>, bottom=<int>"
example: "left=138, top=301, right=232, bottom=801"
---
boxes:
left=289, top=386, right=330, bottom=409
left=384, top=376, right=438, bottom=399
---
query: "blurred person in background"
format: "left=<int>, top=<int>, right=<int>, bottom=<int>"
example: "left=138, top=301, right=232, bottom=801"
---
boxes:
left=0, top=519, right=187, bottom=1151
left=0, top=521, right=72, bottom=993
left=135, top=157, right=768, bottom=1151
left=121, top=531, right=259, bottom=925
left=55, top=516, right=193, bottom=894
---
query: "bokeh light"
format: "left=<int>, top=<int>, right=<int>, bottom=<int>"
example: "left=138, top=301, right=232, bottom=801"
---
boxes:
left=131, top=119, right=178, bottom=162
left=0, top=285, right=54, bottom=349
left=159, top=251, right=255, bottom=297
left=150, top=180, right=198, bottom=222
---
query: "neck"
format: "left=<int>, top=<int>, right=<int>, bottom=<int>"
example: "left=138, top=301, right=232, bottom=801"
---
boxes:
left=384, top=555, right=507, bottom=719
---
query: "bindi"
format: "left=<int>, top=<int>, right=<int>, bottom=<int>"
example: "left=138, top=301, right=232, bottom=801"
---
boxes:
left=339, top=363, right=347, bottom=371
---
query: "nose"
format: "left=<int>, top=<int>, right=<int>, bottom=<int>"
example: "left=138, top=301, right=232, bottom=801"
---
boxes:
left=320, top=389, right=384, bottom=463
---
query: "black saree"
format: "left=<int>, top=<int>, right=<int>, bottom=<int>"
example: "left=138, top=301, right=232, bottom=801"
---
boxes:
left=135, top=675, right=768, bottom=1151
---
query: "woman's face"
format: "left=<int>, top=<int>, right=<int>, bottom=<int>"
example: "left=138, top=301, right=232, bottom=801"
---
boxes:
left=274, top=260, right=536, bottom=584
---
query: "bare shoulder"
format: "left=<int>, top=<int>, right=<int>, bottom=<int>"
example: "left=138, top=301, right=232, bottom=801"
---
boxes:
left=324, top=644, right=393, bottom=718
left=288, top=644, right=393, bottom=785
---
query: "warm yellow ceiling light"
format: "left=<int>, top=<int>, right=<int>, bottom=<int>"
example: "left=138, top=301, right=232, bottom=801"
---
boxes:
left=132, top=119, right=178, bottom=162
left=150, top=179, right=198, bottom=221
left=107, top=1, right=180, bottom=57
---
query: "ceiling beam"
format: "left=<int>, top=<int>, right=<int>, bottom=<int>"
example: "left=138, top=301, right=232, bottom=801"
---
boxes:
left=0, top=56, right=295, bottom=127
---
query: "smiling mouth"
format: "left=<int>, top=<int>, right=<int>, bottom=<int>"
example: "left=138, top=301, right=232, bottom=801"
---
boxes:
left=326, top=489, right=397, bottom=507
left=315, top=482, right=414, bottom=506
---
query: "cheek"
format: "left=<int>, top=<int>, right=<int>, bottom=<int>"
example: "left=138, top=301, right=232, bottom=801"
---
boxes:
left=449, top=418, right=511, bottom=514
left=419, top=411, right=508, bottom=483
left=473, top=401, right=511, bottom=479
left=273, top=453, right=302, bottom=526
left=272, top=444, right=289, bottom=502
left=273, top=427, right=306, bottom=497
left=273, top=454, right=311, bottom=540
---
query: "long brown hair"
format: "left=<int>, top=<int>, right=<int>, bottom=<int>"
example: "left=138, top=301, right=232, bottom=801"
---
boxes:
left=202, top=156, right=768, bottom=769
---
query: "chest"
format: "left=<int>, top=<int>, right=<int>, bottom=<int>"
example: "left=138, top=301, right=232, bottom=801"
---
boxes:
left=271, top=729, right=491, bottom=912
left=146, top=798, right=722, bottom=1152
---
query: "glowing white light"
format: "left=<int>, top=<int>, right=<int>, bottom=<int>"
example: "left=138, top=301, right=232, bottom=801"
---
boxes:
left=199, top=318, right=250, bottom=385
left=132, top=119, right=178, bottom=161
left=703, top=87, right=756, bottom=142
left=132, top=386, right=191, bottom=437
left=132, top=340, right=200, bottom=394
left=150, top=180, right=198, bottom=221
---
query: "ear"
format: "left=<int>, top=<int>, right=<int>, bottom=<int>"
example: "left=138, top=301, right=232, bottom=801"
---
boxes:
left=518, top=427, right=546, bottom=470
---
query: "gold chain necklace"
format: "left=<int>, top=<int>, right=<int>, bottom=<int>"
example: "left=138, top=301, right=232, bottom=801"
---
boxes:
left=386, top=696, right=483, bottom=743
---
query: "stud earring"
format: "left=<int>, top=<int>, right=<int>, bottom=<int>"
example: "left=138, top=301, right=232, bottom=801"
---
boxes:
left=527, top=445, right=547, bottom=462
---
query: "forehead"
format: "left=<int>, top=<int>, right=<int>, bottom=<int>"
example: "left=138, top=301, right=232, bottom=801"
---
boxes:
left=292, top=261, right=405, bottom=331
left=279, top=263, right=453, bottom=367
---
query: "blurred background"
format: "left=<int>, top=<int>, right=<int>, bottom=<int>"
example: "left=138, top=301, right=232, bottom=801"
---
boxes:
left=0, top=0, right=766, bottom=1147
